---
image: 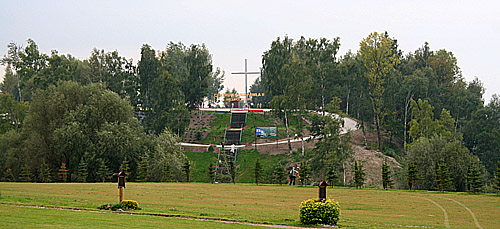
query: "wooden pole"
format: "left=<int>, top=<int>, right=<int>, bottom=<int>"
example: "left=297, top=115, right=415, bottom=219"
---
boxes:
left=119, top=187, right=123, bottom=202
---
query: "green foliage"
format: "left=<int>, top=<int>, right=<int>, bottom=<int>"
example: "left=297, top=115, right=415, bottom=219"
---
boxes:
left=19, top=164, right=31, bottom=182
left=407, top=161, right=418, bottom=190
left=96, top=160, right=110, bottom=183
left=407, top=136, right=482, bottom=191
left=137, top=154, right=150, bottom=182
left=358, top=32, right=400, bottom=151
left=77, top=159, right=88, bottom=183
left=121, top=156, right=130, bottom=175
left=149, top=129, right=186, bottom=182
left=0, top=93, right=28, bottom=133
left=163, top=162, right=171, bottom=182
left=208, top=160, right=215, bottom=184
left=229, top=159, right=236, bottom=184
left=4, top=169, right=15, bottom=182
left=299, top=198, right=341, bottom=226
left=97, top=203, right=126, bottom=211
left=272, top=162, right=285, bottom=185
left=299, top=161, right=311, bottom=185
left=353, top=161, right=366, bottom=188
left=495, top=162, right=500, bottom=194
left=39, top=160, right=52, bottom=183
left=183, top=158, right=191, bottom=182
left=309, top=107, right=352, bottom=181
left=466, top=163, right=483, bottom=193
left=382, top=159, right=394, bottom=189
left=255, top=159, right=262, bottom=185
left=435, top=158, right=452, bottom=191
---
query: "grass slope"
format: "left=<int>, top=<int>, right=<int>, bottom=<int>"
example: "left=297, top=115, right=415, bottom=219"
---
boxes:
left=1, top=182, right=499, bottom=228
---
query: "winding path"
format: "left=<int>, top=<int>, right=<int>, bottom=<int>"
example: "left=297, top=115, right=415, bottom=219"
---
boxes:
left=445, top=197, right=483, bottom=229
left=422, top=197, right=450, bottom=228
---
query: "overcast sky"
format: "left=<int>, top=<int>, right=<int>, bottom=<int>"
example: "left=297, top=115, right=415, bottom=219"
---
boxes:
left=1, top=0, right=499, bottom=102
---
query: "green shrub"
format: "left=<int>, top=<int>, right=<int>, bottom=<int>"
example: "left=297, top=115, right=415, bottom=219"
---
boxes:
left=299, top=198, right=340, bottom=226
left=97, top=203, right=125, bottom=211
left=121, top=200, right=141, bottom=210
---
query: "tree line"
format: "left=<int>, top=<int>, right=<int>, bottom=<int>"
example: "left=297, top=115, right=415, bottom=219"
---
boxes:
left=1, top=33, right=500, bottom=192
left=0, top=40, right=223, bottom=182
left=254, top=32, right=499, bottom=192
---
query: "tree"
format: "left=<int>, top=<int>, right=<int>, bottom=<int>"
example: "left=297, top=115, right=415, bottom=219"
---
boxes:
left=301, top=37, right=341, bottom=114
left=58, top=162, right=69, bottom=182
left=272, top=162, right=285, bottom=185
left=96, top=160, right=110, bottom=183
left=149, top=129, right=187, bottom=182
left=358, top=32, right=400, bottom=151
left=138, top=44, right=160, bottom=113
left=299, top=161, right=310, bottom=185
left=382, top=159, right=394, bottom=189
left=407, top=136, right=482, bottom=191
left=229, top=159, right=236, bottom=184
left=463, top=95, right=500, bottom=178
left=262, top=36, right=313, bottom=153
left=466, top=163, right=482, bottom=193
left=39, top=159, right=52, bottom=183
left=183, top=44, right=214, bottom=110
left=121, top=156, right=130, bottom=175
left=495, top=162, right=500, bottom=194
left=4, top=168, right=15, bottom=182
left=353, top=161, right=366, bottom=188
left=77, top=158, right=88, bottom=183
left=22, top=81, right=144, bottom=182
left=163, top=162, right=171, bottom=182
left=435, top=158, right=452, bottom=191
left=208, top=160, right=215, bottom=184
left=255, top=159, right=262, bottom=185
left=407, top=161, right=418, bottom=191
left=19, top=164, right=31, bottom=182
left=137, top=154, right=151, bottom=182
left=326, top=164, right=339, bottom=186
left=1, top=39, right=48, bottom=102
left=309, top=98, right=352, bottom=181
left=183, top=158, right=191, bottom=182
left=0, top=93, right=28, bottom=133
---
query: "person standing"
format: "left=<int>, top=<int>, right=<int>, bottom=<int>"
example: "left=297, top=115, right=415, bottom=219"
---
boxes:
left=289, top=167, right=297, bottom=185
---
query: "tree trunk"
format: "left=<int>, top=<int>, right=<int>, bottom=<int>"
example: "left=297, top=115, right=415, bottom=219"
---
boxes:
left=284, top=110, right=292, bottom=154
left=404, top=91, right=412, bottom=150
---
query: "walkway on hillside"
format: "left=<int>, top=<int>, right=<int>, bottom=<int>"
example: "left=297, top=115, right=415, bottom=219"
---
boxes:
left=180, top=110, right=358, bottom=149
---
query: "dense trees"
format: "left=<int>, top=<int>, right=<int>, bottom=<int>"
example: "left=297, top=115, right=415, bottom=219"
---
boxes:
left=1, top=34, right=499, bottom=191
left=256, top=32, right=498, bottom=190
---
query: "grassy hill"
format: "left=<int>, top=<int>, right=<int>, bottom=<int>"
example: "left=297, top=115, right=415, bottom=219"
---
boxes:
left=183, top=111, right=403, bottom=188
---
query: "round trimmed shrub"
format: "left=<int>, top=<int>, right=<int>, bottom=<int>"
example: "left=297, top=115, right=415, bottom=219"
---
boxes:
left=299, top=198, right=340, bottom=226
left=121, top=200, right=141, bottom=210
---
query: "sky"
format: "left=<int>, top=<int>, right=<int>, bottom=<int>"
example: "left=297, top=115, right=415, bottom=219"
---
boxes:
left=1, top=0, right=499, bottom=102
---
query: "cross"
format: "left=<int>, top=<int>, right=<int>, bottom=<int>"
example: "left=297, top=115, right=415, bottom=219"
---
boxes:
left=232, top=59, right=260, bottom=105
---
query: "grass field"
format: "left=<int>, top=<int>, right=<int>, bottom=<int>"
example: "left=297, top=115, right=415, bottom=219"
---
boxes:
left=1, top=182, right=499, bottom=228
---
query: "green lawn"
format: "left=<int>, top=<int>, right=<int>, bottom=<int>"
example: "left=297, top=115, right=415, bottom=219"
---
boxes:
left=199, top=112, right=297, bottom=145
left=0, top=204, right=258, bottom=228
left=1, top=182, right=499, bottom=228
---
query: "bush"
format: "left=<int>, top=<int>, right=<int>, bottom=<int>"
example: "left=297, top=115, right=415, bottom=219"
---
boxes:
left=299, top=198, right=340, bottom=226
left=97, top=203, right=125, bottom=211
left=121, top=200, right=141, bottom=210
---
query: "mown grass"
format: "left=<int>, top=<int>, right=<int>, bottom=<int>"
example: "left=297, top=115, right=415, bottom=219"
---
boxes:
left=0, top=204, right=257, bottom=228
left=1, top=182, right=499, bottom=228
